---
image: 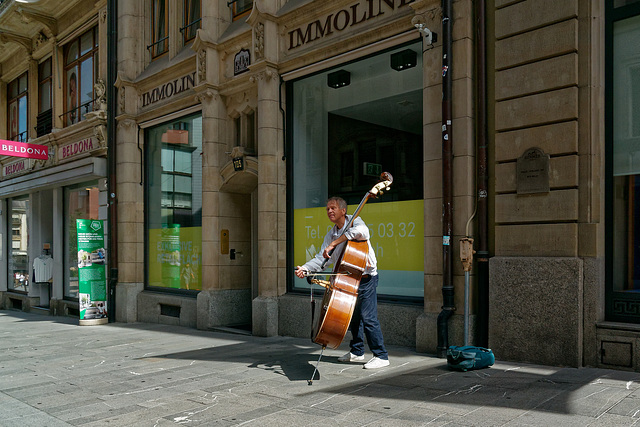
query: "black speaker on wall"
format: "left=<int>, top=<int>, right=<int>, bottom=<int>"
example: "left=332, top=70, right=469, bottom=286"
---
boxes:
left=327, top=70, right=351, bottom=89
left=390, top=49, right=417, bottom=71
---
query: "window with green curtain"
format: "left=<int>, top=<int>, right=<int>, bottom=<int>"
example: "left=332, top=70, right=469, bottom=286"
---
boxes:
left=146, top=113, right=203, bottom=291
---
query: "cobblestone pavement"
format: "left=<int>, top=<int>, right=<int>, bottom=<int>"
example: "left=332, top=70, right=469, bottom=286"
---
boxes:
left=1, top=310, right=640, bottom=426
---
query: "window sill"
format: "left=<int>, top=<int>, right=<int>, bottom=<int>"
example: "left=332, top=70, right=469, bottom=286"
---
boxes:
left=596, top=321, right=640, bottom=333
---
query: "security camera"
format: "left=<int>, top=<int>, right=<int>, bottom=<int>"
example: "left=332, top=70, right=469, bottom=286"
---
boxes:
left=415, top=23, right=437, bottom=46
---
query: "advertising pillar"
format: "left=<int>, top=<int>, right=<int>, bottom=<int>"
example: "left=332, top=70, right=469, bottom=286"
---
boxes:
left=77, top=219, right=108, bottom=325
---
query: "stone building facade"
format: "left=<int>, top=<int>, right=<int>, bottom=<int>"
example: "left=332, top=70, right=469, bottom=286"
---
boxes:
left=0, top=0, right=109, bottom=318
left=2, top=0, right=640, bottom=372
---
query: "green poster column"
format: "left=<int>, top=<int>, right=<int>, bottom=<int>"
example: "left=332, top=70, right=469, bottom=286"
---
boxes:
left=77, top=219, right=108, bottom=325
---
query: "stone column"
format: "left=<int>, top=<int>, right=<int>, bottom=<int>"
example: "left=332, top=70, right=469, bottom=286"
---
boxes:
left=113, top=0, right=145, bottom=323
left=114, top=118, right=143, bottom=323
left=251, top=65, right=283, bottom=337
left=195, top=87, right=230, bottom=330
left=411, top=0, right=444, bottom=354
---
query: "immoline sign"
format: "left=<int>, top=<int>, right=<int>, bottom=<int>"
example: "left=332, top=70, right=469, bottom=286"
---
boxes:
left=288, top=0, right=415, bottom=50
left=141, top=72, right=196, bottom=107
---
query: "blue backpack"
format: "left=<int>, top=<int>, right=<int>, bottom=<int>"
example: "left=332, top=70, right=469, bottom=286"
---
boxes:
left=446, top=346, right=495, bottom=371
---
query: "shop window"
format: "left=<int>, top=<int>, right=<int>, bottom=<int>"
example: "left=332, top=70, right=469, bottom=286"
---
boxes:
left=288, top=41, right=424, bottom=299
left=181, top=0, right=201, bottom=43
left=606, top=1, right=640, bottom=323
left=64, top=182, right=100, bottom=300
left=234, top=109, right=257, bottom=154
left=37, top=58, right=53, bottom=137
left=230, top=0, right=252, bottom=21
left=63, top=27, right=99, bottom=126
left=7, top=72, right=28, bottom=142
left=146, top=113, right=203, bottom=292
left=8, top=197, right=29, bottom=293
left=149, top=0, right=169, bottom=58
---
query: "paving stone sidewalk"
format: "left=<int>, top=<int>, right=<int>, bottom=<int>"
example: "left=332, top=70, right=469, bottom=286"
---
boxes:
left=1, top=310, right=640, bottom=426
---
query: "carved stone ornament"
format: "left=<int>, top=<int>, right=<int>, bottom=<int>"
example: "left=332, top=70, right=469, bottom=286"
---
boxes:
left=230, top=146, right=246, bottom=159
left=95, top=79, right=107, bottom=111
left=34, top=31, right=48, bottom=49
left=249, top=68, right=277, bottom=84
left=198, top=49, right=206, bottom=82
left=119, top=86, right=126, bottom=114
left=116, top=118, right=137, bottom=131
left=195, top=89, right=217, bottom=104
left=254, top=22, right=264, bottom=60
left=94, top=124, right=107, bottom=147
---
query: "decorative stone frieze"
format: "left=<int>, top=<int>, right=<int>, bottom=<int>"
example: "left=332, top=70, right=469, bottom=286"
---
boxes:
left=197, top=49, right=206, bottom=82
left=254, top=22, right=265, bottom=60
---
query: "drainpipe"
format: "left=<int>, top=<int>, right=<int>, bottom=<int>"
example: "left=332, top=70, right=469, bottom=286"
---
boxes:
left=475, top=0, right=489, bottom=348
left=437, top=0, right=454, bottom=358
left=106, top=0, right=118, bottom=323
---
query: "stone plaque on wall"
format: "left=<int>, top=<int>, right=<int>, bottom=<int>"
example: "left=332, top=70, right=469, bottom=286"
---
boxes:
left=516, top=147, right=550, bottom=194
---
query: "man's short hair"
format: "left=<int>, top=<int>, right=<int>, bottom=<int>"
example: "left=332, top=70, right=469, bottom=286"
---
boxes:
left=327, top=196, right=347, bottom=211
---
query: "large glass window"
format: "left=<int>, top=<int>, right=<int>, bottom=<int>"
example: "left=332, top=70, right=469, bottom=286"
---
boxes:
left=7, top=73, right=28, bottom=142
left=289, top=41, right=424, bottom=299
left=9, top=197, right=29, bottom=293
left=607, top=1, right=640, bottom=322
left=64, top=182, right=100, bottom=299
left=64, top=27, right=99, bottom=126
left=146, top=113, right=202, bottom=291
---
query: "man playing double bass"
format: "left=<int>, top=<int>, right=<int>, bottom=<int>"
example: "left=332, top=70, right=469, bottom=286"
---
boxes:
left=295, top=196, right=390, bottom=369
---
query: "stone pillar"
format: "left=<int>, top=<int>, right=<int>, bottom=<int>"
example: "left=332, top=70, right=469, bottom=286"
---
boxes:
left=114, top=0, right=145, bottom=323
left=114, top=118, right=143, bottom=323
left=195, top=87, right=232, bottom=330
left=411, top=0, right=477, bottom=353
left=412, top=0, right=444, bottom=354
left=251, top=65, right=283, bottom=337
left=118, top=0, right=143, bottom=79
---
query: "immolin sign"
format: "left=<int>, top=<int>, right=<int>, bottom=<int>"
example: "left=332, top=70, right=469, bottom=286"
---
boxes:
left=288, top=0, right=415, bottom=50
left=141, top=72, right=196, bottom=107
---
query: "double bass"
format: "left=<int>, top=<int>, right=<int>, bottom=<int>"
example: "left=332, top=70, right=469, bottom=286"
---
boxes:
left=307, top=172, right=393, bottom=351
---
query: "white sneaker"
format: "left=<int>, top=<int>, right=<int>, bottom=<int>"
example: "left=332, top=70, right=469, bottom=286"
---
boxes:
left=337, top=352, right=365, bottom=362
left=364, top=357, right=390, bottom=369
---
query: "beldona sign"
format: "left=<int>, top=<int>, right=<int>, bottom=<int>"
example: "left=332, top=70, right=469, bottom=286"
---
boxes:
left=0, top=139, right=48, bottom=160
